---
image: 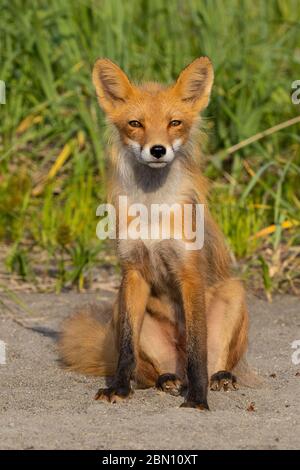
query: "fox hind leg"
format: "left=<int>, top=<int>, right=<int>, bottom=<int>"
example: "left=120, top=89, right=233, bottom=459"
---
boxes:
left=206, top=279, right=248, bottom=391
left=210, top=370, right=238, bottom=391
left=156, top=373, right=184, bottom=396
left=137, top=312, right=185, bottom=396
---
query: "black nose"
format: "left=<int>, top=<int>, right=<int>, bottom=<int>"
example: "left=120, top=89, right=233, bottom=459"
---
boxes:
left=150, top=145, right=166, bottom=159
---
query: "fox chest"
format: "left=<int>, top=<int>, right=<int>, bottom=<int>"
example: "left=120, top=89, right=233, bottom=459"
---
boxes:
left=116, top=179, right=190, bottom=288
left=117, top=238, right=186, bottom=291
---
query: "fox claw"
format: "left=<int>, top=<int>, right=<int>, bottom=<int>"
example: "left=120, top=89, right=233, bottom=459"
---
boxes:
left=210, top=371, right=238, bottom=391
left=95, top=385, right=133, bottom=403
left=156, top=373, right=184, bottom=396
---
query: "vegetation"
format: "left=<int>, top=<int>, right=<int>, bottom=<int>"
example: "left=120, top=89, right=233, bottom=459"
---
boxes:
left=0, top=0, right=299, bottom=295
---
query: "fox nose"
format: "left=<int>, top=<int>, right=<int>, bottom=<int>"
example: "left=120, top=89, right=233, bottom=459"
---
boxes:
left=150, top=145, right=166, bottom=159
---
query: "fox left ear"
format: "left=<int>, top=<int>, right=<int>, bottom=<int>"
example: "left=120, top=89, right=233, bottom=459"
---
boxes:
left=92, top=58, right=134, bottom=113
left=174, top=57, right=214, bottom=111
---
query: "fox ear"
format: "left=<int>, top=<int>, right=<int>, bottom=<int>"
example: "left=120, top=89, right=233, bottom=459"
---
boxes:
left=92, top=58, right=133, bottom=112
left=174, top=57, right=214, bottom=111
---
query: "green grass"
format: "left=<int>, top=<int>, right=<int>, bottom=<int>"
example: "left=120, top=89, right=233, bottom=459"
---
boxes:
left=0, top=0, right=300, bottom=293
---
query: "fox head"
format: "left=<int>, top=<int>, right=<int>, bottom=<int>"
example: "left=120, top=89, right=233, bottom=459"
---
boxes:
left=92, top=57, right=214, bottom=169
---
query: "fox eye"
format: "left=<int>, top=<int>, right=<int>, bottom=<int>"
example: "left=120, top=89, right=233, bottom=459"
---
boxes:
left=169, top=120, right=182, bottom=127
left=129, top=120, right=143, bottom=128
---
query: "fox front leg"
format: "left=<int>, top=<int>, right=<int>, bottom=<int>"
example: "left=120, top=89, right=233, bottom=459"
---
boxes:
left=178, top=262, right=209, bottom=410
left=95, top=269, right=149, bottom=403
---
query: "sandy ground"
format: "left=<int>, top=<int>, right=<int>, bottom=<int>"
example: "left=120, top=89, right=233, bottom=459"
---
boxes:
left=0, top=291, right=299, bottom=450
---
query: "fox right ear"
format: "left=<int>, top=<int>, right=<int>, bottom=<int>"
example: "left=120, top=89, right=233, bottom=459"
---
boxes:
left=174, top=57, right=214, bottom=111
left=92, top=58, right=133, bottom=113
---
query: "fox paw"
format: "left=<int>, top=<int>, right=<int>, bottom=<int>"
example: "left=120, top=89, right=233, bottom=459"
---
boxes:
left=180, top=400, right=209, bottom=411
left=156, top=373, right=183, bottom=396
left=210, top=371, right=238, bottom=391
left=94, top=385, right=133, bottom=403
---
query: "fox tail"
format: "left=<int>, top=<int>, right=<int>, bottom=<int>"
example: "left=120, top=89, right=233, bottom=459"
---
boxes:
left=58, top=303, right=117, bottom=376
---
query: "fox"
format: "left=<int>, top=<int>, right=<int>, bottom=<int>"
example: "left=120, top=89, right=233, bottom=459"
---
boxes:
left=59, top=57, right=252, bottom=410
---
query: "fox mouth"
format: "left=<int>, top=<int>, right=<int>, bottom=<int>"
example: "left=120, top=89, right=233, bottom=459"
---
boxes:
left=147, top=161, right=168, bottom=168
left=134, top=152, right=172, bottom=169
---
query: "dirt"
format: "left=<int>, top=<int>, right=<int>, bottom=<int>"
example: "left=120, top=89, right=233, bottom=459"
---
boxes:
left=0, top=290, right=299, bottom=450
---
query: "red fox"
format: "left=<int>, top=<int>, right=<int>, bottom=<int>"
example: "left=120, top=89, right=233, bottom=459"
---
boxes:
left=59, top=57, right=251, bottom=410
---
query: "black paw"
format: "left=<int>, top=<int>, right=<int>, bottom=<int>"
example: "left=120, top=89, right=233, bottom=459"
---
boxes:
left=156, top=373, right=184, bottom=396
left=180, top=400, right=209, bottom=411
left=210, top=370, right=238, bottom=391
left=94, top=385, right=133, bottom=403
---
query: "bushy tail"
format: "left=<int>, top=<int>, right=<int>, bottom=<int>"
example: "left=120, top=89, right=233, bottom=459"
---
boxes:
left=58, top=303, right=117, bottom=376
